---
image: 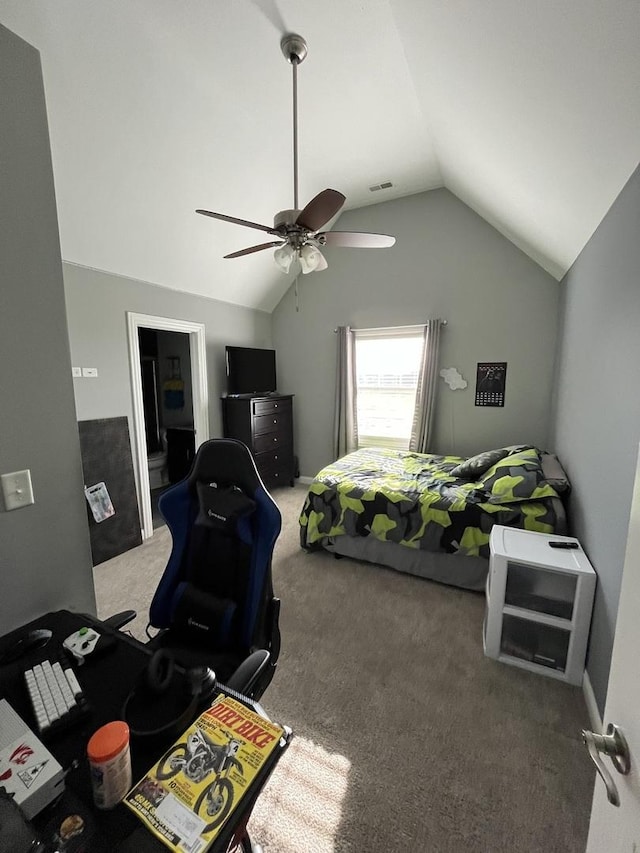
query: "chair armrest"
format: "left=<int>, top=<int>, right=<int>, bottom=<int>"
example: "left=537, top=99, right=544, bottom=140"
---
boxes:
left=224, top=649, right=270, bottom=696
left=102, top=610, right=137, bottom=631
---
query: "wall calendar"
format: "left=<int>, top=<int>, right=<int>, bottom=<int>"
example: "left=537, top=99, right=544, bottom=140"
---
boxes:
left=475, top=362, right=507, bottom=407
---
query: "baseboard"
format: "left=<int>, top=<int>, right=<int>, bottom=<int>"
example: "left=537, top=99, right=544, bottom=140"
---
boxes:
left=583, top=669, right=603, bottom=732
left=297, top=476, right=314, bottom=485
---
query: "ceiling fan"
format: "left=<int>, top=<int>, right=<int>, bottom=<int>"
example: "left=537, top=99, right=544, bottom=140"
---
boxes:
left=196, top=33, right=396, bottom=275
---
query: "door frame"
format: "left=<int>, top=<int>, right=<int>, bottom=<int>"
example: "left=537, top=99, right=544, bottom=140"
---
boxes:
left=586, top=440, right=640, bottom=848
left=127, top=312, right=209, bottom=540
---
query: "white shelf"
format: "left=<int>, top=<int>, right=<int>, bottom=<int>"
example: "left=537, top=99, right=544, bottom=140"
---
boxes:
left=484, top=526, right=596, bottom=686
left=496, top=654, right=569, bottom=682
left=501, top=604, right=572, bottom=630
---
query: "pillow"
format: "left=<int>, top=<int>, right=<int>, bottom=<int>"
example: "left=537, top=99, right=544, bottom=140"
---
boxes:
left=195, top=482, right=255, bottom=533
left=500, top=444, right=536, bottom=455
left=450, top=445, right=533, bottom=479
left=478, top=448, right=561, bottom=504
left=450, top=447, right=510, bottom=479
left=540, top=453, right=571, bottom=495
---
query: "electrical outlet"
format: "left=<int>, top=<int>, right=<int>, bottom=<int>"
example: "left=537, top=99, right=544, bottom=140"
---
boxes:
left=72, top=367, right=82, bottom=378
left=1, top=469, right=34, bottom=511
left=82, top=367, right=98, bottom=378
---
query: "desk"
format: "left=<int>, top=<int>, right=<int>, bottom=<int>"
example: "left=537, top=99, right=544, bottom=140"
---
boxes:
left=0, top=610, right=287, bottom=852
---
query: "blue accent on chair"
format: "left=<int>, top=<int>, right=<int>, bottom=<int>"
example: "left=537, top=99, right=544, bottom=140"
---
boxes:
left=150, top=482, right=195, bottom=628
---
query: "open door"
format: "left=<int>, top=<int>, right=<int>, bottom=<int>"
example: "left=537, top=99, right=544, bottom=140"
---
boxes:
left=127, top=313, right=209, bottom=540
left=585, top=441, right=640, bottom=849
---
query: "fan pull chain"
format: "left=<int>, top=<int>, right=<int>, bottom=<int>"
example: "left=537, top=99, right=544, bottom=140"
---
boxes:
left=294, top=273, right=300, bottom=312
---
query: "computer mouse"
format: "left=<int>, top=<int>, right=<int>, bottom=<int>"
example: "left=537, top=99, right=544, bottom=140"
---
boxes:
left=0, top=628, right=53, bottom=664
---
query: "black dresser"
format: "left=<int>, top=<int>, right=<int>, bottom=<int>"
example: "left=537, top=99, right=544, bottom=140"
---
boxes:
left=221, top=394, right=295, bottom=488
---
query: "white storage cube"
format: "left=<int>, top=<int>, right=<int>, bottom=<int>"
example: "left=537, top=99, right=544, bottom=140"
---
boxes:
left=484, top=526, right=596, bottom=685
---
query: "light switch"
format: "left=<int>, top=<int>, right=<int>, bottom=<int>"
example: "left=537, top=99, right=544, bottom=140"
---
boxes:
left=82, top=367, right=98, bottom=378
left=1, top=469, right=35, bottom=511
left=72, top=367, right=82, bottom=378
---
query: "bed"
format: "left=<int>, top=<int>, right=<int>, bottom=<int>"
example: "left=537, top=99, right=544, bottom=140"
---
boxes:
left=299, top=445, right=570, bottom=591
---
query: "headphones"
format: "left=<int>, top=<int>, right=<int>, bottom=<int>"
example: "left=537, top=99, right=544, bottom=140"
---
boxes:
left=122, top=649, right=217, bottom=738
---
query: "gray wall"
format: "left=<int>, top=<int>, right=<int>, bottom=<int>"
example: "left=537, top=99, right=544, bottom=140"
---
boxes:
left=272, top=189, right=561, bottom=478
left=550, top=163, right=640, bottom=714
left=0, top=25, right=96, bottom=632
left=64, top=263, right=272, bottom=438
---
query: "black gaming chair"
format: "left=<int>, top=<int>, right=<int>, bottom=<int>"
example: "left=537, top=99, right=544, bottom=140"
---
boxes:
left=138, top=439, right=282, bottom=701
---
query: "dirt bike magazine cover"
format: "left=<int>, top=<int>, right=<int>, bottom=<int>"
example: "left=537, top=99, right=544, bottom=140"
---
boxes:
left=123, top=694, right=286, bottom=852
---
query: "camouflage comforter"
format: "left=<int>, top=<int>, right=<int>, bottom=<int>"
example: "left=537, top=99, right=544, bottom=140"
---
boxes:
left=299, top=446, right=566, bottom=559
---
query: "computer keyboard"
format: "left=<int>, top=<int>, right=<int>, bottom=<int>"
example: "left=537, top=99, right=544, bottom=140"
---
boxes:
left=24, top=657, right=89, bottom=736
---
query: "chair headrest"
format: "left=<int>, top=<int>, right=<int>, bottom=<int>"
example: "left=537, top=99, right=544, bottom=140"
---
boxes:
left=188, top=439, right=263, bottom=495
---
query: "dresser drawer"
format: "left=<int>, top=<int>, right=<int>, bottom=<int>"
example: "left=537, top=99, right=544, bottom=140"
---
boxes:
left=254, top=431, right=290, bottom=454
left=252, top=397, right=292, bottom=417
left=256, top=450, right=293, bottom=487
left=254, top=412, right=291, bottom=437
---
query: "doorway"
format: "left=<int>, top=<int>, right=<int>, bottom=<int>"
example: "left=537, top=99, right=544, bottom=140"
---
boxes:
left=139, top=327, right=194, bottom=530
left=127, top=313, right=209, bottom=539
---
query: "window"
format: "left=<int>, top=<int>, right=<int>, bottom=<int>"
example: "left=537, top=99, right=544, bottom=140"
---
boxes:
left=354, top=326, right=425, bottom=450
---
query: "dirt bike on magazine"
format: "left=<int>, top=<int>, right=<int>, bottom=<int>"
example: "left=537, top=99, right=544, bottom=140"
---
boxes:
left=156, top=727, right=244, bottom=831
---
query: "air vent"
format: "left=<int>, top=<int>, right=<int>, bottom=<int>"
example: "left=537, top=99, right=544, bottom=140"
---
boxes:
left=369, top=181, right=393, bottom=192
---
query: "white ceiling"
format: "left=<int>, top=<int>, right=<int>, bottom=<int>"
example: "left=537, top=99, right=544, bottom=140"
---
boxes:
left=2, top=0, right=639, bottom=312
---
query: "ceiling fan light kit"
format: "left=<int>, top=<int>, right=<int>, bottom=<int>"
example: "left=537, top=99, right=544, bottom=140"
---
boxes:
left=196, top=33, right=395, bottom=275
left=274, top=243, right=295, bottom=273
left=299, top=244, right=324, bottom=274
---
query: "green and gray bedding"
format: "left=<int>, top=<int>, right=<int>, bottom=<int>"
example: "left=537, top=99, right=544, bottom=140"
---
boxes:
left=299, top=446, right=568, bottom=559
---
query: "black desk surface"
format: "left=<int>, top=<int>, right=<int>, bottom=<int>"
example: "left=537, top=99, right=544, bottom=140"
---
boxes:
left=0, top=610, right=284, bottom=852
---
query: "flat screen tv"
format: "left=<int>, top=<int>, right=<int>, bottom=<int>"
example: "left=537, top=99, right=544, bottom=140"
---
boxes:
left=225, top=346, right=277, bottom=396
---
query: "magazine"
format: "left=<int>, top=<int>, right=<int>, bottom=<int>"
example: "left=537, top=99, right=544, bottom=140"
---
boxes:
left=124, top=694, right=286, bottom=853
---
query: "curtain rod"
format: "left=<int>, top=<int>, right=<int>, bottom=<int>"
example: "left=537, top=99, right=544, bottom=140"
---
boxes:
left=333, top=320, right=447, bottom=333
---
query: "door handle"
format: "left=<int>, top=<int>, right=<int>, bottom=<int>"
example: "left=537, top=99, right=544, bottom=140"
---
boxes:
left=581, top=723, right=631, bottom=807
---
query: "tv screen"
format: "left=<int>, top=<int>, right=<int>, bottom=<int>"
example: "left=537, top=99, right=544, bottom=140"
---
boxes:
left=225, top=346, right=277, bottom=396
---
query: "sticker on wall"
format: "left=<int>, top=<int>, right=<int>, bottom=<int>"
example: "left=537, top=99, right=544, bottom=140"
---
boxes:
left=440, top=367, right=467, bottom=390
left=475, top=362, right=507, bottom=407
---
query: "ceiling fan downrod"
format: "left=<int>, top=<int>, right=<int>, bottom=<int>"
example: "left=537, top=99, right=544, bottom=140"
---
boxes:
left=281, top=34, right=308, bottom=212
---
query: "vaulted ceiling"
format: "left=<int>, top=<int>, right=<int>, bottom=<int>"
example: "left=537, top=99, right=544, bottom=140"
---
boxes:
left=2, top=1, right=639, bottom=312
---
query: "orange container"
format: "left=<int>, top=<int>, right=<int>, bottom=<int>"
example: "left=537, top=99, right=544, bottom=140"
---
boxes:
left=87, top=721, right=131, bottom=809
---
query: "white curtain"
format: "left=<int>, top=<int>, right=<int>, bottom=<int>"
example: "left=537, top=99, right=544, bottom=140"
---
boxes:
left=333, top=326, right=358, bottom=459
left=409, top=319, right=443, bottom=453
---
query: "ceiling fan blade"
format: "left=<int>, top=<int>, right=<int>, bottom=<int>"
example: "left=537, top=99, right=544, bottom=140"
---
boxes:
left=320, top=231, right=396, bottom=248
left=224, top=241, right=285, bottom=259
left=296, top=189, right=346, bottom=232
left=196, top=209, right=279, bottom=235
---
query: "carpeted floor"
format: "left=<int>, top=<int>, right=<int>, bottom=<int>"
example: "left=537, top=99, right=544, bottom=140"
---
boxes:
left=93, top=485, right=595, bottom=853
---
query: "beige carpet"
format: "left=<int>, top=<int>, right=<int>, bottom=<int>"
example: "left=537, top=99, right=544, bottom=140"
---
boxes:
left=93, top=485, right=595, bottom=853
